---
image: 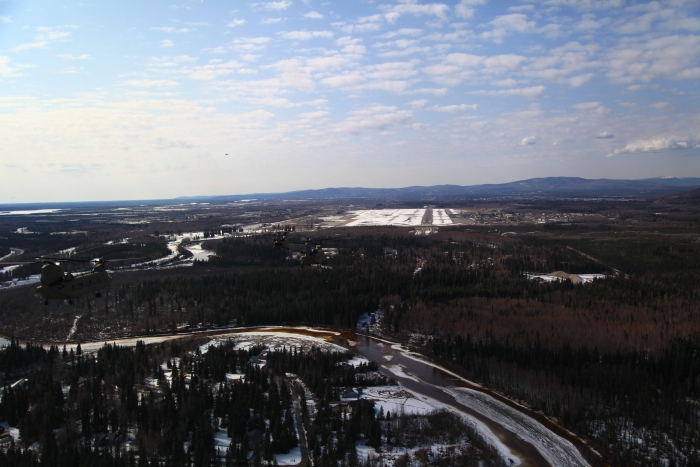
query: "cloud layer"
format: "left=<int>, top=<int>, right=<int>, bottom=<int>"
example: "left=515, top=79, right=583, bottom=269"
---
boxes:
left=0, top=0, right=699, bottom=201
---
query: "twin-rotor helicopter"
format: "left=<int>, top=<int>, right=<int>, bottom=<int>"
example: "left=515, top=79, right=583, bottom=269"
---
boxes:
left=273, top=231, right=348, bottom=268
left=1, top=249, right=144, bottom=305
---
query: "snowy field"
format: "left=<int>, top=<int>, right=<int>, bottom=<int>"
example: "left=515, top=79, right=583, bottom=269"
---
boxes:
left=432, top=209, right=453, bottom=225
left=0, top=209, right=62, bottom=216
left=345, top=209, right=426, bottom=227
left=446, top=388, right=588, bottom=467
left=527, top=273, right=608, bottom=283
left=201, top=331, right=346, bottom=355
left=361, top=385, right=435, bottom=416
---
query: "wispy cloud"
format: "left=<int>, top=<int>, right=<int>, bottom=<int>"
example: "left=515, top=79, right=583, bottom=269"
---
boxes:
left=123, top=79, right=180, bottom=88
left=607, top=136, right=698, bottom=157
left=280, top=30, right=333, bottom=40
left=227, top=19, right=246, bottom=28
left=471, top=86, right=546, bottom=98
left=304, top=11, right=323, bottom=20
left=253, top=1, right=293, bottom=11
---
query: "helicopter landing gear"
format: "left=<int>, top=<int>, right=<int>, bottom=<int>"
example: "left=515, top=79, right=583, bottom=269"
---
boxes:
left=68, top=299, right=74, bottom=305
left=95, top=292, right=102, bottom=298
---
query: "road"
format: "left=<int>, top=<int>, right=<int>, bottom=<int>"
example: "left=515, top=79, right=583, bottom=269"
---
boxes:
left=287, top=382, right=310, bottom=467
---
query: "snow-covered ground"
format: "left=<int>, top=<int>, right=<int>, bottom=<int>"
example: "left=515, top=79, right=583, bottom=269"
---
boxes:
left=526, top=273, right=608, bottom=283
left=432, top=209, right=452, bottom=225
left=213, top=429, right=232, bottom=454
left=276, top=446, right=303, bottom=465
left=346, top=209, right=426, bottom=227
left=202, top=331, right=346, bottom=355
left=577, top=274, right=609, bottom=283
left=446, top=388, right=588, bottom=467
left=0, top=209, right=62, bottom=216
left=0, top=422, right=21, bottom=444
left=66, top=315, right=81, bottom=342
left=361, top=385, right=435, bottom=416
left=355, top=384, right=520, bottom=466
left=349, top=337, right=593, bottom=467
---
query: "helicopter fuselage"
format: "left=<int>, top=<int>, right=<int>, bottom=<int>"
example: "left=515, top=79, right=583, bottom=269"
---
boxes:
left=37, top=266, right=112, bottom=300
left=301, top=245, right=327, bottom=267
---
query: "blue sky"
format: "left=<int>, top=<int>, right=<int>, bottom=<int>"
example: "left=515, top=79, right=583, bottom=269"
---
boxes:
left=1, top=0, right=699, bottom=202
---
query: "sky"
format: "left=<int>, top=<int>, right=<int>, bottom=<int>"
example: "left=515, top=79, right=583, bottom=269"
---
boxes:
left=0, top=0, right=699, bottom=203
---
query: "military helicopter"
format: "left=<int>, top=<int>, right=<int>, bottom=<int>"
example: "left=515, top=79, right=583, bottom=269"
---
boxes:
left=277, top=234, right=349, bottom=268
left=273, top=231, right=289, bottom=250
left=1, top=253, right=144, bottom=305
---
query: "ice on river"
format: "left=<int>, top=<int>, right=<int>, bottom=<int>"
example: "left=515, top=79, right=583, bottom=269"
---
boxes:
left=446, top=387, right=589, bottom=467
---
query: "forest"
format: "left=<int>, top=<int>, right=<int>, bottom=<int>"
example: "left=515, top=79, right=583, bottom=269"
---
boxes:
left=0, top=337, right=500, bottom=466
left=1, top=200, right=699, bottom=466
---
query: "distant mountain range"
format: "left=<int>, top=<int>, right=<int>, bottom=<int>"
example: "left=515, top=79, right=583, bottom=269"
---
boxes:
left=178, top=177, right=700, bottom=202
left=3, top=177, right=700, bottom=209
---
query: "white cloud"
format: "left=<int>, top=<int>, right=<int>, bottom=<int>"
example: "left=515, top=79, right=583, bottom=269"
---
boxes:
left=520, top=135, right=536, bottom=145
left=161, top=40, right=175, bottom=48
left=337, top=36, right=366, bottom=55
left=261, top=18, right=283, bottom=24
left=307, top=55, right=357, bottom=71
left=334, top=105, right=412, bottom=134
left=152, top=27, right=192, bottom=33
left=522, top=42, right=598, bottom=87
left=535, top=0, right=623, bottom=9
left=404, top=87, right=449, bottom=96
left=227, top=19, right=246, bottom=28
left=60, top=67, right=82, bottom=74
left=455, top=0, right=487, bottom=19
left=298, top=110, right=329, bottom=120
left=332, top=21, right=383, bottom=34
left=231, top=37, right=271, bottom=52
left=381, top=2, right=450, bottom=24
left=423, top=52, right=527, bottom=85
left=320, top=72, right=364, bottom=88
left=253, top=1, right=293, bottom=11
left=0, top=16, right=11, bottom=23
left=607, top=136, right=697, bottom=157
left=0, top=56, right=25, bottom=77
left=429, top=104, right=477, bottom=113
left=571, top=101, right=610, bottom=114
left=595, top=131, right=615, bottom=139
left=280, top=30, right=333, bottom=40
left=605, top=35, right=700, bottom=84
left=268, top=59, right=315, bottom=91
left=365, top=61, right=419, bottom=80
left=381, top=28, right=423, bottom=39
left=493, top=78, right=518, bottom=87
left=123, top=79, right=180, bottom=88
left=471, top=86, right=546, bottom=98
left=58, top=54, right=91, bottom=60
left=12, top=41, right=49, bottom=52
left=304, top=11, right=323, bottom=20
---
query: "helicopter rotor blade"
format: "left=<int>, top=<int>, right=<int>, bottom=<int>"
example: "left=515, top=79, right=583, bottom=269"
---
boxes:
left=98, top=257, right=148, bottom=263
left=31, top=256, right=92, bottom=263
left=0, top=261, right=38, bottom=265
left=77, top=244, right=125, bottom=255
